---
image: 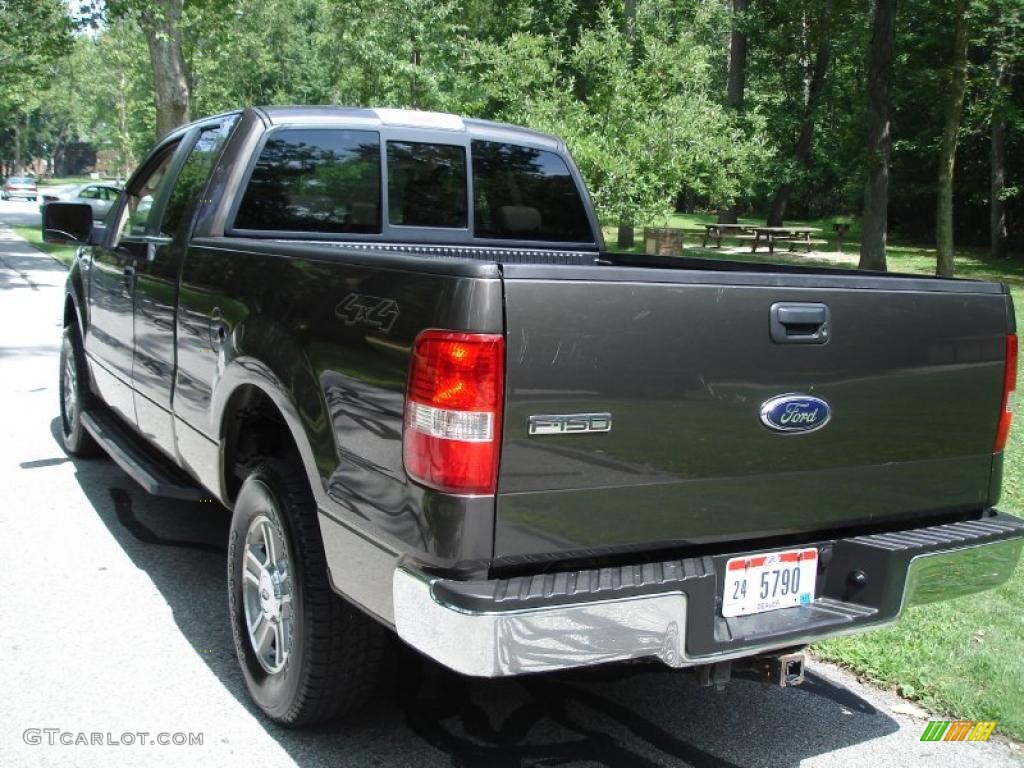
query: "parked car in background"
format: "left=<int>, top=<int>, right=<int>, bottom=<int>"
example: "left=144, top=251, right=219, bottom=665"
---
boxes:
left=40, top=183, right=122, bottom=220
left=2, top=176, right=38, bottom=200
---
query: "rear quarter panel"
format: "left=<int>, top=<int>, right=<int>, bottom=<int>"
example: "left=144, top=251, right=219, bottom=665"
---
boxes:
left=173, top=240, right=504, bottom=578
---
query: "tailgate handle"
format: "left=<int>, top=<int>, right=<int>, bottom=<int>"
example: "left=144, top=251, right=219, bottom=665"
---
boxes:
left=770, top=302, right=830, bottom=344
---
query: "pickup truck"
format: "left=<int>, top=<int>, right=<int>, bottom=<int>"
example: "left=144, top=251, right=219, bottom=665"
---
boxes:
left=45, top=106, right=1024, bottom=727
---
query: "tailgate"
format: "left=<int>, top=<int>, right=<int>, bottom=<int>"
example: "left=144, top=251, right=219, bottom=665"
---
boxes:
left=495, top=264, right=1012, bottom=561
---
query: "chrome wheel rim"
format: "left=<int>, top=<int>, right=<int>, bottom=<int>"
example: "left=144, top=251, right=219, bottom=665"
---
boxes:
left=62, top=348, right=77, bottom=430
left=242, top=514, right=294, bottom=674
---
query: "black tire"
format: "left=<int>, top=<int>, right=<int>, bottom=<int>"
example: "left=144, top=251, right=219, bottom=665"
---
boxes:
left=227, top=459, right=388, bottom=726
left=59, top=326, right=101, bottom=457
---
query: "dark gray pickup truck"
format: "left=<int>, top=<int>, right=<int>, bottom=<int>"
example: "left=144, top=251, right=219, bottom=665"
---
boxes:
left=45, top=106, right=1024, bottom=726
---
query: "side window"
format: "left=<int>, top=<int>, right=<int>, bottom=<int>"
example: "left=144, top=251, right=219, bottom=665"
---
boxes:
left=160, top=119, right=237, bottom=238
left=79, top=186, right=100, bottom=200
left=387, top=142, right=467, bottom=228
left=112, top=144, right=179, bottom=245
left=471, top=140, right=593, bottom=242
left=233, top=128, right=381, bottom=234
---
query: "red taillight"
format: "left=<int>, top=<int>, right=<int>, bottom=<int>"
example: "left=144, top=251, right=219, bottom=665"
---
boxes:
left=995, top=333, right=1017, bottom=452
left=404, top=330, right=504, bottom=494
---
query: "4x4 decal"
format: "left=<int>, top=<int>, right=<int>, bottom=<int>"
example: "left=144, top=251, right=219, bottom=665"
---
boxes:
left=335, top=294, right=400, bottom=333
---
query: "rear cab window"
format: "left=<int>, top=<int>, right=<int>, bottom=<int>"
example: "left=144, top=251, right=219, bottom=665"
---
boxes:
left=231, top=124, right=594, bottom=246
left=471, top=140, right=593, bottom=242
left=387, top=141, right=467, bottom=229
left=234, top=129, right=382, bottom=234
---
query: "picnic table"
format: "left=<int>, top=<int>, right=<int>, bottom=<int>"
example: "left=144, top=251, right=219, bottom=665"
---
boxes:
left=749, top=226, right=825, bottom=255
left=702, top=222, right=753, bottom=248
left=701, top=223, right=828, bottom=254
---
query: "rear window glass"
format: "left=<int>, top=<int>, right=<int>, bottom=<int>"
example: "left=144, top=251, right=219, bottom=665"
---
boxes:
left=387, top=142, right=467, bottom=228
left=471, top=141, right=593, bottom=242
left=234, top=129, right=381, bottom=234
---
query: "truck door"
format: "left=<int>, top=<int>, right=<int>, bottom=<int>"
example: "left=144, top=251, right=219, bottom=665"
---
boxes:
left=85, top=141, right=181, bottom=425
left=132, top=118, right=238, bottom=458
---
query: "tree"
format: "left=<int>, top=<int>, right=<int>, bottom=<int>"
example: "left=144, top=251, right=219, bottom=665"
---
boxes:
left=935, top=0, right=970, bottom=277
left=859, top=0, right=896, bottom=272
left=140, top=1, right=190, bottom=136
left=617, top=0, right=638, bottom=249
left=718, top=0, right=749, bottom=225
left=766, top=0, right=834, bottom=226
left=987, top=0, right=1021, bottom=259
left=0, top=0, right=74, bottom=171
left=100, top=0, right=231, bottom=138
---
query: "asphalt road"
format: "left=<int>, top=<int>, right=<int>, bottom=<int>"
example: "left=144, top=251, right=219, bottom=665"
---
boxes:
left=0, top=204, right=1019, bottom=768
left=1, top=194, right=47, bottom=226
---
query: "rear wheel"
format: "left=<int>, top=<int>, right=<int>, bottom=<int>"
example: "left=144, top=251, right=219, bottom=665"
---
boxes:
left=227, top=459, right=388, bottom=726
left=59, top=326, right=100, bottom=457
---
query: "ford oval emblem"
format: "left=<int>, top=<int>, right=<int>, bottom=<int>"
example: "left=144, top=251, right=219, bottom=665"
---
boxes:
left=759, top=394, right=831, bottom=434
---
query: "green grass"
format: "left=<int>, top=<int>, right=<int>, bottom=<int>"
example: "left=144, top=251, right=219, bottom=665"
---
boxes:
left=36, top=175, right=116, bottom=188
left=603, top=212, right=1024, bottom=283
left=10, top=224, right=76, bottom=267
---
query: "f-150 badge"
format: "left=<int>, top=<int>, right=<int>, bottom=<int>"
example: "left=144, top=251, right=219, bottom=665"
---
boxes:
left=759, top=394, right=831, bottom=434
left=528, top=413, right=612, bottom=435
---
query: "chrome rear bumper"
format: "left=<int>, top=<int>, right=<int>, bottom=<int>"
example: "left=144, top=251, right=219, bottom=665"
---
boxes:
left=393, top=515, right=1024, bottom=678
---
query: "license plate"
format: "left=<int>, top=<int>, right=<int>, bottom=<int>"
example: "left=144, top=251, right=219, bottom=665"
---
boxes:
left=721, top=548, right=817, bottom=618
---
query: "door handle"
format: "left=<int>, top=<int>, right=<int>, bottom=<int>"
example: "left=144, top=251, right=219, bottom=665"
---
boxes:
left=770, top=302, right=830, bottom=344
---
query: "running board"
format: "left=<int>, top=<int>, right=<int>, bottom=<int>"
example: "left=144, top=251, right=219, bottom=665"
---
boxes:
left=80, top=409, right=206, bottom=501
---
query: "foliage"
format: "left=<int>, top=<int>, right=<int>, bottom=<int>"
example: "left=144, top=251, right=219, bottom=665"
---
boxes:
left=0, top=0, right=1022, bottom=254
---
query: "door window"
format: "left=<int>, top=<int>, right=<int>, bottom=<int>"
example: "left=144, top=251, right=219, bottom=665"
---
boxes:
left=160, top=119, right=238, bottom=238
left=112, top=145, right=179, bottom=245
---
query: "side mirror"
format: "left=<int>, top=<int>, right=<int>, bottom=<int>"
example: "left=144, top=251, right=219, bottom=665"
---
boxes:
left=43, top=202, right=93, bottom=245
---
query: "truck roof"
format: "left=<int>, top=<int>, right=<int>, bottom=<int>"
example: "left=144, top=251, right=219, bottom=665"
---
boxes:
left=254, top=105, right=563, bottom=150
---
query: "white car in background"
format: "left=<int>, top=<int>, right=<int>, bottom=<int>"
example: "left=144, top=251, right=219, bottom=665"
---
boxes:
left=40, top=183, right=122, bottom=221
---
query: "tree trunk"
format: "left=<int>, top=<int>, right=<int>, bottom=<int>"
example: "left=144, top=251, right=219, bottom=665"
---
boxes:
left=767, top=0, right=833, bottom=227
left=12, top=121, right=21, bottom=174
left=718, top=0, right=748, bottom=225
left=990, top=46, right=1009, bottom=260
left=141, top=1, right=190, bottom=138
left=935, top=0, right=969, bottom=278
left=618, top=0, right=638, bottom=245
left=858, top=0, right=896, bottom=272
left=991, top=116, right=1008, bottom=260
left=726, top=0, right=748, bottom=110
left=624, top=0, right=636, bottom=39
